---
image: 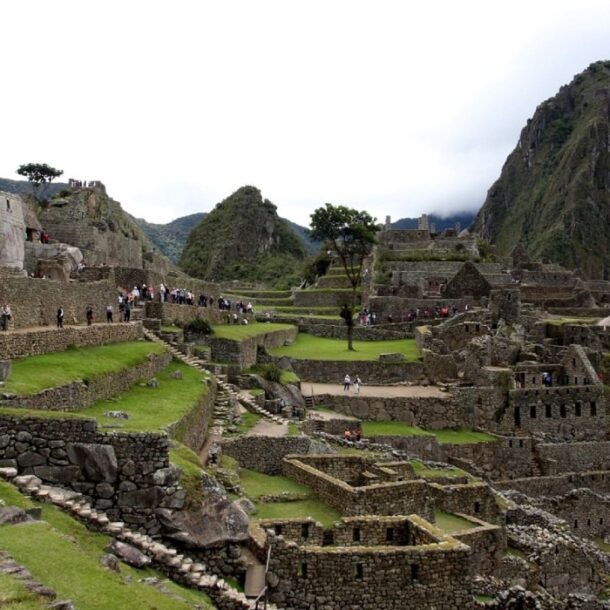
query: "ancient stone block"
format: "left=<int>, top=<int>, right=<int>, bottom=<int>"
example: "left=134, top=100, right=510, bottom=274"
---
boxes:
left=66, top=443, right=118, bottom=483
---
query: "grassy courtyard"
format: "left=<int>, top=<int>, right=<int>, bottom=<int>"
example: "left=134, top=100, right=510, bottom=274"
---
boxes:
left=79, top=361, right=207, bottom=433
left=238, top=469, right=341, bottom=527
left=211, top=322, right=295, bottom=341
left=0, top=481, right=214, bottom=610
left=269, top=333, right=419, bottom=361
left=361, top=421, right=497, bottom=445
left=3, top=341, right=166, bottom=395
left=434, top=510, right=479, bottom=533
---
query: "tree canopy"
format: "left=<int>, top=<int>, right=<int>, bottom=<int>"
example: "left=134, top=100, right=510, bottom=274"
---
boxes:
left=17, top=163, right=63, bottom=185
left=310, top=203, right=380, bottom=349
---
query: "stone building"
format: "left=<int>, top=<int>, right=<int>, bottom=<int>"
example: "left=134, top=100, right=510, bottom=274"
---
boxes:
left=0, top=191, right=26, bottom=270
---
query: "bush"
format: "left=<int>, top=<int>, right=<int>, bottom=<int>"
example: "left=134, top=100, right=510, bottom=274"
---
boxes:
left=263, top=365, right=282, bottom=383
left=183, top=317, right=213, bottom=335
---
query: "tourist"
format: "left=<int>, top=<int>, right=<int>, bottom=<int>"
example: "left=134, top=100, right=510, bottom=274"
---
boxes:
left=0, top=304, right=11, bottom=331
left=343, top=429, right=353, bottom=441
left=56, top=306, right=64, bottom=329
left=354, top=376, right=362, bottom=395
left=124, top=299, right=131, bottom=322
left=86, top=305, right=94, bottom=326
left=354, top=427, right=362, bottom=441
left=106, top=304, right=114, bottom=323
left=343, top=374, right=351, bottom=391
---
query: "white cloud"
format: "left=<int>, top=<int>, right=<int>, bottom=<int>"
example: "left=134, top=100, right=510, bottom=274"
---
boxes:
left=1, top=0, right=609, bottom=226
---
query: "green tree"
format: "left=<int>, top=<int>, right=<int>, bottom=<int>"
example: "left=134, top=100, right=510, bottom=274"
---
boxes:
left=310, top=204, right=380, bottom=350
left=16, top=163, right=63, bottom=200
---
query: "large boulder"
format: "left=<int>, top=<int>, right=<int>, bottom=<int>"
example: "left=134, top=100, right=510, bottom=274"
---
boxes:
left=106, top=540, right=151, bottom=568
left=0, top=361, right=11, bottom=382
left=158, top=472, right=249, bottom=548
left=66, top=443, right=117, bottom=483
left=253, top=375, right=305, bottom=408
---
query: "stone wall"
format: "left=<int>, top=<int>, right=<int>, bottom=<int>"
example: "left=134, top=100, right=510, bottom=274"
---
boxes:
left=278, top=359, right=424, bottom=384
left=428, top=482, right=500, bottom=523
left=0, top=414, right=178, bottom=534
left=451, top=516, right=506, bottom=576
left=297, top=322, right=416, bottom=341
left=0, top=275, right=118, bottom=330
left=1, top=351, right=171, bottom=411
left=293, top=289, right=357, bottom=307
left=263, top=516, right=473, bottom=610
left=145, top=302, right=225, bottom=326
left=208, top=326, right=297, bottom=368
left=0, top=321, right=143, bottom=360
left=222, top=436, right=312, bottom=475
left=505, top=385, right=606, bottom=440
left=311, top=393, right=464, bottom=429
left=538, top=441, right=610, bottom=475
left=494, top=471, right=610, bottom=497
left=0, top=192, right=26, bottom=270
left=282, top=456, right=433, bottom=519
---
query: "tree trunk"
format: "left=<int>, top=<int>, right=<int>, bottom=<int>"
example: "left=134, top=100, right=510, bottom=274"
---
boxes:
left=347, top=320, right=354, bottom=351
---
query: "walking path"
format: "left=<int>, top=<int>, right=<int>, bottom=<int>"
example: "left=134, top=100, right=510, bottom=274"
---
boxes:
left=304, top=383, right=449, bottom=399
left=246, top=419, right=289, bottom=437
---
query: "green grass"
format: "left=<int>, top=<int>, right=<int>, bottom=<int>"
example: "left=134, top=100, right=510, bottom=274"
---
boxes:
left=248, top=388, right=265, bottom=397
left=0, top=482, right=214, bottom=610
left=0, top=572, right=47, bottom=609
left=410, top=460, right=471, bottom=480
left=239, top=469, right=340, bottom=527
left=0, top=407, right=90, bottom=421
left=244, top=365, right=300, bottom=386
left=361, top=422, right=497, bottom=445
left=169, top=442, right=205, bottom=509
left=432, top=429, right=497, bottom=445
left=160, top=324, right=183, bottom=333
left=79, top=361, right=207, bottom=433
left=235, top=412, right=262, bottom=435
left=434, top=510, right=478, bottom=533
left=211, top=323, right=295, bottom=341
left=595, top=538, right=610, bottom=553
left=3, top=341, right=166, bottom=396
left=270, top=334, right=419, bottom=361
left=362, top=421, right=433, bottom=438
left=288, top=423, right=300, bottom=436
left=544, top=317, right=600, bottom=326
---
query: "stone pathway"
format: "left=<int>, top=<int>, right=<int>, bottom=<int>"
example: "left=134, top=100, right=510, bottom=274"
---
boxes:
left=305, top=382, right=450, bottom=399
left=0, top=468, right=276, bottom=610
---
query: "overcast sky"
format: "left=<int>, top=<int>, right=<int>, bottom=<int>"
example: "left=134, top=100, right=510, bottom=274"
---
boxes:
left=2, top=1, right=610, bottom=226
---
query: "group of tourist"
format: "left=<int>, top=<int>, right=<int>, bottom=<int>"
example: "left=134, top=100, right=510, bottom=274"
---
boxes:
left=343, top=427, right=363, bottom=442
left=359, top=304, right=471, bottom=325
left=342, top=374, right=363, bottom=394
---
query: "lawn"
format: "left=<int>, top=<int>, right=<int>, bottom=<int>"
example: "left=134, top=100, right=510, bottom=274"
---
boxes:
left=211, top=322, right=295, bottom=341
left=3, top=341, right=166, bottom=396
left=410, top=460, right=472, bottom=480
left=79, top=361, right=207, bottom=433
left=361, top=422, right=497, bottom=445
left=169, top=442, right=205, bottom=509
left=434, top=510, right=478, bottom=533
left=269, top=334, right=419, bottom=361
left=235, top=412, right=262, bottom=435
left=0, top=572, right=47, bottom=609
left=239, top=469, right=341, bottom=527
left=0, top=481, right=214, bottom=610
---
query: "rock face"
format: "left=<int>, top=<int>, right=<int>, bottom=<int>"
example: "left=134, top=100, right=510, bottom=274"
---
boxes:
left=65, top=443, right=118, bottom=483
left=0, top=192, right=26, bottom=270
left=179, top=185, right=307, bottom=283
left=472, top=60, right=610, bottom=279
left=33, top=183, right=171, bottom=272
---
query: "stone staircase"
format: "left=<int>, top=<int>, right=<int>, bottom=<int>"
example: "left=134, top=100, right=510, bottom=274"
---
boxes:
left=0, top=468, right=281, bottom=610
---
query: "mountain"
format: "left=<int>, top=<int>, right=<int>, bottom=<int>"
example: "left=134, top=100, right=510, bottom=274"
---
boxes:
left=134, top=213, right=206, bottom=264
left=0, top=177, right=67, bottom=198
left=472, top=60, right=610, bottom=278
left=179, top=185, right=308, bottom=287
left=135, top=212, right=318, bottom=263
left=392, top=212, right=475, bottom=232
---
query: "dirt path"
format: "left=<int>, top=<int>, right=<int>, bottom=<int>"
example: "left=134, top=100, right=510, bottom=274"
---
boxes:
left=303, top=383, right=449, bottom=399
left=246, top=419, right=289, bottom=437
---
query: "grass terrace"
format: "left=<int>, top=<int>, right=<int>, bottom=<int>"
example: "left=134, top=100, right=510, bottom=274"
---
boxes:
left=79, top=361, right=207, bottom=433
left=410, top=460, right=473, bottom=480
left=361, top=421, right=497, bottom=445
left=238, top=469, right=341, bottom=527
left=0, top=481, right=214, bottom=610
left=433, top=510, right=479, bottom=533
left=3, top=341, right=166, bottom=396
left=211, top=322, right=295, bottom=341
left=544, top=317, right=601, bottom=326
left=269, top=334, right=419, bottom=361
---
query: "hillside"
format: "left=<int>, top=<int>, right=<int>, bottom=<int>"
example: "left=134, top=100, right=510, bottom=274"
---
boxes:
left=472, top=60, right=610, bottom=278
left=392, top=212, right=475, bottom=232
left=134, top=213, right=206, bottom=263
left=179, top=185, right=308, bottom=286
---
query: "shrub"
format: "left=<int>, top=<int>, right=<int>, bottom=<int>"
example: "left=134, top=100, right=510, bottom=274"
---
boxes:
left=183, top=317, right=213, bottom=335
left=263, top=365, right=282, bottom=383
